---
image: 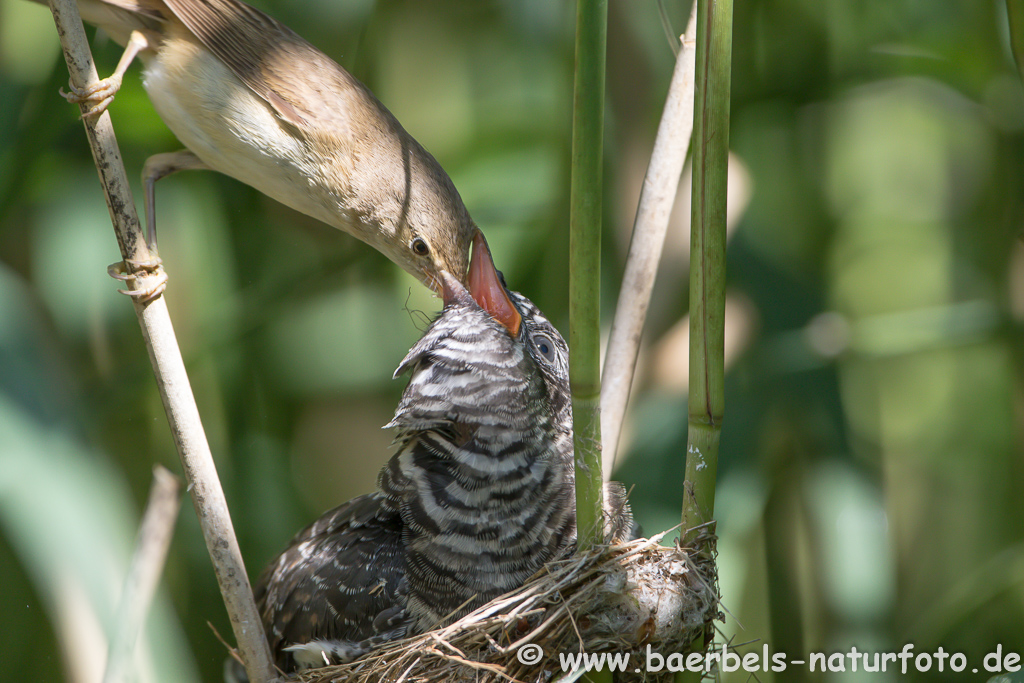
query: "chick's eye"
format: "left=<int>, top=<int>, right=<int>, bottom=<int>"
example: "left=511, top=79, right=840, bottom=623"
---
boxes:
left=411, top=237, right=430, bottom=256
left=533, top=333, right=557, bottom=363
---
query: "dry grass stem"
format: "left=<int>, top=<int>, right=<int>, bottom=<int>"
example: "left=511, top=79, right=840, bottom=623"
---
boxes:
left=289, top=534, right=719, bottom=683
left=601, top=5, right=700, bottom=475
left=44, top=0, right=278, bottom=678
left=103, top=466, right=182, bottom=683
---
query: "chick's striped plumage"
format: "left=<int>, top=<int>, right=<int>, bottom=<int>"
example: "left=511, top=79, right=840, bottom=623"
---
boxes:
left=250, top=285, right=631, bottom=673
left=380, top=291, right=575, bottom=629
left=252, top=493, right=408, bottom=669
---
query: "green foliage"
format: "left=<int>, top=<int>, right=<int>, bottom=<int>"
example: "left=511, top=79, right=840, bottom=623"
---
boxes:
left=1, top=1, right=1023, bottom=682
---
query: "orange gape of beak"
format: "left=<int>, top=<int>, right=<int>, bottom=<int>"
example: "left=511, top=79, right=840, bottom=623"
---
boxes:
left=468, top=231, right=522, bottom=336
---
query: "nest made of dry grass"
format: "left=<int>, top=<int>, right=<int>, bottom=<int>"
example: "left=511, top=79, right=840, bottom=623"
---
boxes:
left=293, top=529, right=720, bottom=683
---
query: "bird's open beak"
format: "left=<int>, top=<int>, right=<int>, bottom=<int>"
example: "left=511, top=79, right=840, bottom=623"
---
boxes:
left=440, top=269, right=474, bottom=308
left=466, top=231, right=521, bottom=336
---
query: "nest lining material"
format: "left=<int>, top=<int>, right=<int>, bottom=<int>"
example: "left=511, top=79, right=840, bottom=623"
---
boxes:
left=293, top=530, right=719, bottom=683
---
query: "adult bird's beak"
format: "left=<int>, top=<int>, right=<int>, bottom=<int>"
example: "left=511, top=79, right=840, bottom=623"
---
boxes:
left=467, top=231, right=521, bottom=336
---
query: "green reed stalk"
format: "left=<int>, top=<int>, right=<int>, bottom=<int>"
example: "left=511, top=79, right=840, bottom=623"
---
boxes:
left=569, top=0, right=608, bottom=553
left=678, top=0, right=732, bottom=677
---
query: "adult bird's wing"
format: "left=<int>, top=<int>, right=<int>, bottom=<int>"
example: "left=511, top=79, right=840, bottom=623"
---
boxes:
left=160, top=0, right=367, bottom=130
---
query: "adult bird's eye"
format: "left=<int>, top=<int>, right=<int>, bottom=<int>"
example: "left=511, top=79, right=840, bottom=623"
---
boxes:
left=533, top=333, right=557, bottom=363
left=411, top=237, right=430, bottom=256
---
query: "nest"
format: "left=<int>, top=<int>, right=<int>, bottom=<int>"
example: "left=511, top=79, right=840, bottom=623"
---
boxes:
left=293, top=529, right=720, bottom=683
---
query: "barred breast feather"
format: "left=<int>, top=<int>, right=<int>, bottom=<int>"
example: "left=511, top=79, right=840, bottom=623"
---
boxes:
left=247, top=264, right=634, bottom=675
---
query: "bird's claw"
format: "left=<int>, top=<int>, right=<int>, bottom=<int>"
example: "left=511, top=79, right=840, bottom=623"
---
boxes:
left=108, top=257, right=167, bottom=302
left=60, top=75, right=123, bottom=117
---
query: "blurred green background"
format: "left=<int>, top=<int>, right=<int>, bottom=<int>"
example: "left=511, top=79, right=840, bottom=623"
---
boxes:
left=1, top=0, right=1023, bottom=681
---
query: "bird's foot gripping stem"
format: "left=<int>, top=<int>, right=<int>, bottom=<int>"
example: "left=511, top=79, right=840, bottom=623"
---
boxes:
left=60, top=74, right=124, bottom=117
left=107, top=256, right=167, bottom=302
left=60, top=30, right=149, bottom=118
